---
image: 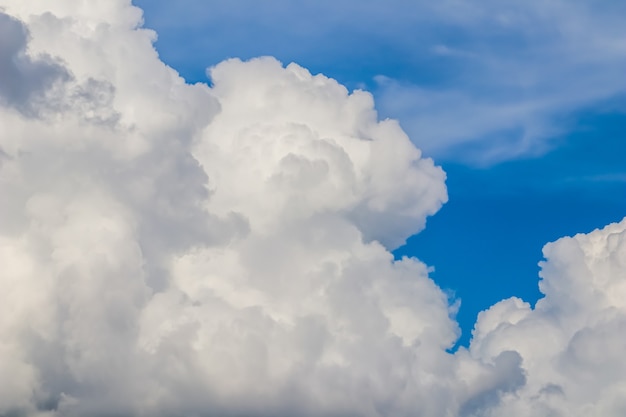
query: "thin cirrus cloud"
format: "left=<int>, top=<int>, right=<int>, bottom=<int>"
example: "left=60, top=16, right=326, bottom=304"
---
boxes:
left=135, top=0, right=626, bottom=165
left=372, top=0, right=626, bottom=163
left=0, top=2, right=625, bottom=417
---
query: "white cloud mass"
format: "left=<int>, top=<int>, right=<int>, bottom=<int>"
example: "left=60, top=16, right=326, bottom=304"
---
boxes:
left=0, top=1, right=625, bottom=417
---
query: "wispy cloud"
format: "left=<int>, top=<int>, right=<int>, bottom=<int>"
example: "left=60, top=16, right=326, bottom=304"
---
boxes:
left=373, top=0, right=626, bottom=163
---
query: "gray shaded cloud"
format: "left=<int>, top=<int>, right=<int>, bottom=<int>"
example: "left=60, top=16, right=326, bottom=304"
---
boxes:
left=0, top=11, right=69, bottom=115
left=459, top=351, right=526, bottom=416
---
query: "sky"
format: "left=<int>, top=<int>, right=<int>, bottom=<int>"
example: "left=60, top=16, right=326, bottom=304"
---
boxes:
left=0, top=1, right=625, bottom=416
left=133, top=0, right=626, bottom=346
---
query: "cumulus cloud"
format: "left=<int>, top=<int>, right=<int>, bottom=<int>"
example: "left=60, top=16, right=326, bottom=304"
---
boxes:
left=0, top=1, right=625, bottom=417
left=469, top=218, right=626, bottom=416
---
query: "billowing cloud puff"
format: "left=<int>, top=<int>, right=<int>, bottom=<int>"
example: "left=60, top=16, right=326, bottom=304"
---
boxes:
left=200, top=56, right=447, bottom=248
left=0, top=2, right=452, bottom=416
left=469, top=218, right=626, bottom=416
left=0, top=1, right=624, bottom=417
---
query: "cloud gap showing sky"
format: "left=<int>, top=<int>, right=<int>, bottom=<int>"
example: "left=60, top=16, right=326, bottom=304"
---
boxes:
left=0, top=1, right=625, bottom=417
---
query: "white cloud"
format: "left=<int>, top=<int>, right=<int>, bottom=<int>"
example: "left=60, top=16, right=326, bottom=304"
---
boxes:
left=199, top=56, right=447, bottom=248
left=0, top=2, right=625, bottom=417
left=469, top=218, right=626, bottom=416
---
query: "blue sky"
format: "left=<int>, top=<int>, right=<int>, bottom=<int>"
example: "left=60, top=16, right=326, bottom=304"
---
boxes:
left=135, top=0, right=625, bottom=347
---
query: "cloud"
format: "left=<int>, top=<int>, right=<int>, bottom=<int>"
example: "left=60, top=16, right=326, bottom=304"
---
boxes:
left=468, top=218, right=626, bottom=416
left=0, top=11, right=69, bottom=115
left=0, top=2, right=451, bottom=416
left=0, top=2, right=625, bottom=417
left=200, top=56, right=447, bottom=249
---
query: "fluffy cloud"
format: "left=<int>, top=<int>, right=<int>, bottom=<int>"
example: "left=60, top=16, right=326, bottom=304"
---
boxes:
left=0, top=2, right=451, bottom=416
left=469, top=218, right=626, bottom=416
left=0, top=1, right=624, bottom=417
